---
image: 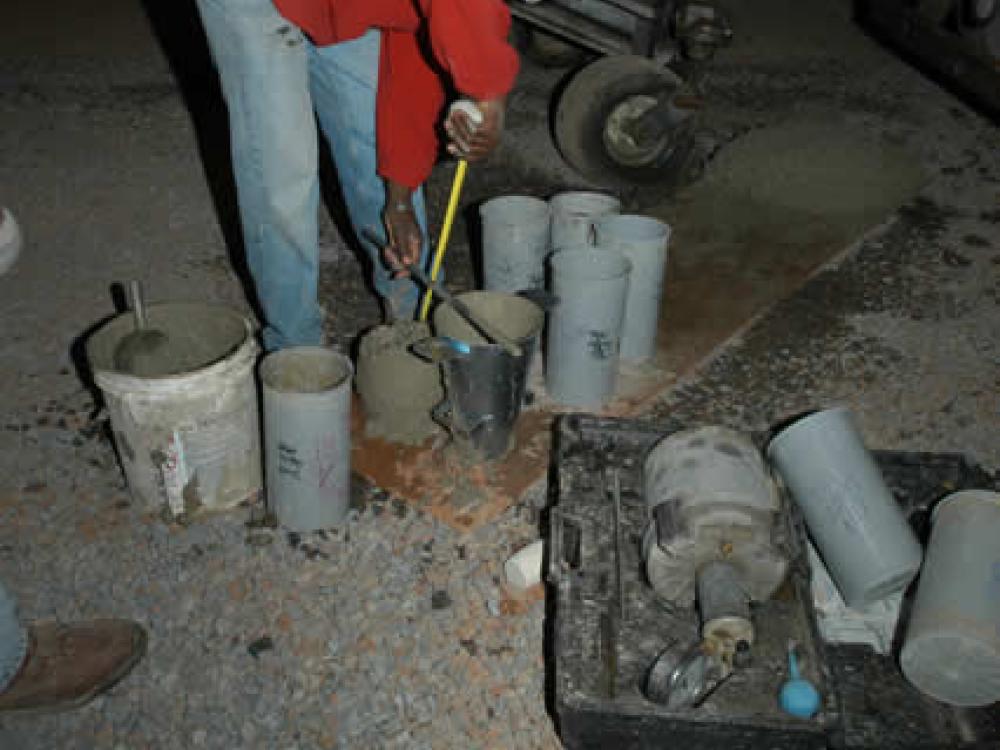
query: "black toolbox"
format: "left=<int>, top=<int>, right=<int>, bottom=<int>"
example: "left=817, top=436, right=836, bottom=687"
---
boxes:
left=548, top=414, right=1000, bottom=749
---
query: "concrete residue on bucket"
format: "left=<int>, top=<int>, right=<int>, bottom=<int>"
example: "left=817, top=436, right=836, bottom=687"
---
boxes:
left=356, top=321, right=443, bottom=445
left=90, top=303, right=244, bottom=379
left=433, top=292, right=543, bottom=346
left=86, top=303, right=261, bottom=517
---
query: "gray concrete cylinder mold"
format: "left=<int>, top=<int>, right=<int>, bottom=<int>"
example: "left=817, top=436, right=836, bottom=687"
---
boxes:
left=767, top=407, right=923, bottom=608
left=480, top=195, right=551, bottom=293
left=549, top=191, right=621, bottom=251
left=901, top=490, right=1000, bottom=707
left=545, top=248, right=630, bottom=407
left=261, top=347, right=353, bottom=532
left=594, top=214, right=671, bottom=361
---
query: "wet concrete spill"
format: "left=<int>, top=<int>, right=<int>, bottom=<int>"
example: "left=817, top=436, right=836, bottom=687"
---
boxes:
left=262, top=351, right=350, bottom=394
left=351, top=117, right=925, bottom=532
left=355, top=321, right=443, bottom=445
left=655, top=117, right=925, bottom=370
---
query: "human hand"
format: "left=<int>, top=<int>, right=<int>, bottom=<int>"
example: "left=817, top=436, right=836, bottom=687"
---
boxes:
left=445, top=98, right=505, bottom=162
left=382, top=191, right=422, bottom=273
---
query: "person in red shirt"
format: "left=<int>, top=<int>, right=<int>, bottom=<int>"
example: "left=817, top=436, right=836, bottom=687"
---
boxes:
left=195, top=0, right=518, bottom=349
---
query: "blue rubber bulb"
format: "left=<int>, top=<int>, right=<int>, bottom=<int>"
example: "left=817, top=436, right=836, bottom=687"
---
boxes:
left=780, top=648, right=820, bottom=718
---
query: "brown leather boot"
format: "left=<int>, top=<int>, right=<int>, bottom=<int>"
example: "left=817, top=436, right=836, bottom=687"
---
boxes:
left=0, top=619, right=147, bottom=715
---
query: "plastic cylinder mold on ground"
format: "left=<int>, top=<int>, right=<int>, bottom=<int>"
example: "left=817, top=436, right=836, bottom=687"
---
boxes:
left=545, top=248, right=630, bottom=407
left=594, top=213, right=671, bottom=361
left=480, top=195, right=551, bottom=293
left=549, top=191, right=621, bottom=251
left=260, top=347, right=353, bottom=531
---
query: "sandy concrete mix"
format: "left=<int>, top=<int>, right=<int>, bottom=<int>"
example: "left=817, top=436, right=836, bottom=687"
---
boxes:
left=1, top=0, right=1000, bottom=748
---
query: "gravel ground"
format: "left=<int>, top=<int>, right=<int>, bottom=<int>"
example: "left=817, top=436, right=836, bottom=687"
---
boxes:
left=1, top=0, right=999, bottom=747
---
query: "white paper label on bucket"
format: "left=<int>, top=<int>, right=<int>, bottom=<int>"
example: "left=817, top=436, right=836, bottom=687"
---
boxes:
left=160, top=429, right=189, bottom=516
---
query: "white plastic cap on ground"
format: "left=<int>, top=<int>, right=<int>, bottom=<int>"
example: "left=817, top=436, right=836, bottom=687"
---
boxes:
left=0, top=207, right=22, bottom=276
left=503, top=539, right=545, bottom=591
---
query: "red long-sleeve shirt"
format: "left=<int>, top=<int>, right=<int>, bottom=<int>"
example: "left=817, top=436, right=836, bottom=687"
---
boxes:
left=273, top=0, right=519, bottom=188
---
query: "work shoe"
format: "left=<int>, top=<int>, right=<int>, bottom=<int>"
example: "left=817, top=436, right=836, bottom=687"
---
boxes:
left=0, top=207, right=22, bottom=276
left=0, top=619, right=147, bottom=715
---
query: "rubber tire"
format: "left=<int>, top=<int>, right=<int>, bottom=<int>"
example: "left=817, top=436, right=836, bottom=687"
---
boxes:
left=555, top=55, right=692, bottom=189
left=957, top=0, right=1000, bottom=55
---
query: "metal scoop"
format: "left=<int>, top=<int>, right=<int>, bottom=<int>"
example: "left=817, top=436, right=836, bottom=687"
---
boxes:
left=405, top=264, right=523, bottom=358
left=113, top=280, right=170, bottom=376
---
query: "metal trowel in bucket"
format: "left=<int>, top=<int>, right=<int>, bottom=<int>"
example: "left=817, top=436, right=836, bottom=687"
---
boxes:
left=410, top=335, right=471, bottom=363
left=113, top=280, right=170, bottom=377
left=406, top=263, right=523, bottom=358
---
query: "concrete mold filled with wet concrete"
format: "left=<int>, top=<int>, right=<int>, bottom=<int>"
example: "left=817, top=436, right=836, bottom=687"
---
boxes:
left=355, top=321, right=444, bottom=445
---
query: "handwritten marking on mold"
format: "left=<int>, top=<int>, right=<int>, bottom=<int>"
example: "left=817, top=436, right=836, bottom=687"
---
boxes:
left=587, top=330, right=616, bottom=360
left=315, top=434, right=339, bottom=489
left=278, top=442, right=302, bottom=481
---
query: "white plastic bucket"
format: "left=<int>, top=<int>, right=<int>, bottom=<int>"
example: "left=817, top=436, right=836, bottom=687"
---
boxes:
left=87, top=303, right=261, bottom=516
left=480, top=195, right=551, bottom=292
left=766, top=407, right=923, bottom=608
left=549, top=191, right=621, bottom=251
left=546, top=248, right=630, bottom=407
left=900, top=490, right=1000, bottom=706
left=594, top=214, right=671, bottom=361
left=260, top=347, right=353, bottom=531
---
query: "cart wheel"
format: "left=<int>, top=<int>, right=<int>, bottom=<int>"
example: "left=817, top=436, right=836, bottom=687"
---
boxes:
left=555, top=55, right=694, bottom=188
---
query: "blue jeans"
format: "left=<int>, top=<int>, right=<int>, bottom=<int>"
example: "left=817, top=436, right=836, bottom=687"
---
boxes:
left=0, top=581, right=27, bottom=693
left=195, top=0, right=430, bottom=350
